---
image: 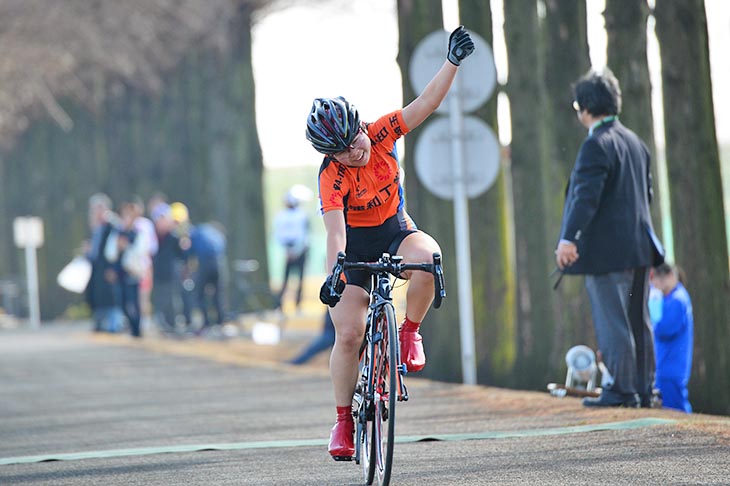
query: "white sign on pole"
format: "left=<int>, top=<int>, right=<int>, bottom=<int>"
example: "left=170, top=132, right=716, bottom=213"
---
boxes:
left=13, top=217, right=44, bottom=248
left=414, top=116, right=500, bottom=200
left=409, top=30, right=497, bottom=115
left=409, top=29, right=500, bottom=385
left=13, top=216, right=43, bottom=329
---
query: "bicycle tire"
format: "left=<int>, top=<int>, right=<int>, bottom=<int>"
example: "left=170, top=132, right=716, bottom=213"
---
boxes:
left=354, top=336, right=370, bottom=468
left=371, top=303, right=398, bottom=486
left=362, top=318, right=377, bottom=484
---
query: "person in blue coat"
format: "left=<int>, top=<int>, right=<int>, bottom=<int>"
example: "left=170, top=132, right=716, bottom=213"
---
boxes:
left=649, top=263, right=693, bottom=413
left=181, top=220, right=227, bottom=333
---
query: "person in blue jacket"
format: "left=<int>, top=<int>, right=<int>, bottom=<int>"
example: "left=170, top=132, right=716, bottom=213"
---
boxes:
left=649, top=263, right=693, bottom=413
left=181, top=219, right=227, bottom=334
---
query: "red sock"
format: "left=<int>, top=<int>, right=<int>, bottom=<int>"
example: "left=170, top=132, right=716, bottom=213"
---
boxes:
left=401, top=316, right=420, bottom=332
left=336, top=406, right=351, bottom=420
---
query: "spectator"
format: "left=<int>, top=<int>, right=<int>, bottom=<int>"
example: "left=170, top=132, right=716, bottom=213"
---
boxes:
left=105, top=201, right=146, bottom=338
left=130, top=195, right=158, bottom=331
left=150, top=203, right=186, bottom=334
left=171, top=202, right=195, bottom=327
left=273, top=188, right=310, bottom=313
left=180, top=213, right=227, bottom=334
left=650, top=263, right=693, bottom=413
left=555, top=68, right=663, bottom=408
left=84, top=193, right=123, bottom=333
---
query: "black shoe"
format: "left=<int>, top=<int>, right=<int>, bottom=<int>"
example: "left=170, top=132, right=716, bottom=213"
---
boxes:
left=641, top=388, right=663, bottom=408
left=583, top=392, right=640, bottom=408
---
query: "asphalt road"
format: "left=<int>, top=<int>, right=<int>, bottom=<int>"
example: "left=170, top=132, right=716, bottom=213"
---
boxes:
left=1, top=323, right=728, bottom=485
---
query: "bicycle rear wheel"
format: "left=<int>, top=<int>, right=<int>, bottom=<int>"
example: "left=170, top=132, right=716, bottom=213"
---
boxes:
left=367, top=303, right=398, bottom=486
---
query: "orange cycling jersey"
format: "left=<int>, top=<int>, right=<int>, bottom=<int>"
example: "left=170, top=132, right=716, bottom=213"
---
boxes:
left=318, top=110, right=410, bottom=228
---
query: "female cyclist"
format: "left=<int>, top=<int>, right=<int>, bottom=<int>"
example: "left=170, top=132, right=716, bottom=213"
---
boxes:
left=305, top=26, right=474, bottom=460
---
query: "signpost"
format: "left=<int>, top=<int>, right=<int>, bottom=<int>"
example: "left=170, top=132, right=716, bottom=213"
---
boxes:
left=410, top=30, right=498, bottom=385
left=410, top=30, right=497, bottom=115
left=413, top=116, right=500, bottom=200
left=13, top=217, right=44, bottom=329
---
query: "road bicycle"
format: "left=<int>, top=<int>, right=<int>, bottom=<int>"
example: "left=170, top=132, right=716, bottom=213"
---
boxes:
left=326, top=251, right=446, bottom=486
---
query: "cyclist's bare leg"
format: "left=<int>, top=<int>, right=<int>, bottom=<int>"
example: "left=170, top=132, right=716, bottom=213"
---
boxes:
left=395, top=231, right=440, bottom=371
left=397, top=231, right=440, bottom=321
left=329, top=285, right=370, bottom=407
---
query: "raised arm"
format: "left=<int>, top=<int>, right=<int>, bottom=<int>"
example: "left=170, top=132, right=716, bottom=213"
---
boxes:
left=401, top=26, right=474, bottom=131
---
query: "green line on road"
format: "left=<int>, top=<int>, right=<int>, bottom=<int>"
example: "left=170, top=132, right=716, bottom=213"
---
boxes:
left=397, top=417, right=677, bottom=443
left=0, top=418, right=675, bottom=466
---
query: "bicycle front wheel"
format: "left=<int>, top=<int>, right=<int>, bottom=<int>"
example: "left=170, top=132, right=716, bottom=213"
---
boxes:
left=368, top=302, right=398, bottom=486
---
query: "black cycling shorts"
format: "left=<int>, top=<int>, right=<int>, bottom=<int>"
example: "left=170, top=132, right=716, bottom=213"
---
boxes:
left=344, top=211, right=418, bottom=292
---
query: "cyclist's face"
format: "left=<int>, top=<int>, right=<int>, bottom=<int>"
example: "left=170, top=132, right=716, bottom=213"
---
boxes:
left=332, top=127, right=371, bottom=166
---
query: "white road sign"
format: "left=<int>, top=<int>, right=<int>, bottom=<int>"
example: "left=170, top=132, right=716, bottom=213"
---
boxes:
left=409, top=30, right=497, bottom=115
left=414, top=116, right=500, bottom=200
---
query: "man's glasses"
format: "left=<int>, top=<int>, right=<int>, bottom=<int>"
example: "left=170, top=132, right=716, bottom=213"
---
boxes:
left=572, top=100, right=581, bottom=112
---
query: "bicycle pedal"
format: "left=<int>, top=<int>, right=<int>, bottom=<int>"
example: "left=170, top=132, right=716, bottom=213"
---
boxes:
left=399, top=364, right=408, bottom=375
left=332, top=455, right=353, bottom=462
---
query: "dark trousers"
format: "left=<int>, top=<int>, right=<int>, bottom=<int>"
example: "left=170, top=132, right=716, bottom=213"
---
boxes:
left=278, top=250, right=307, bottom=309
left=585, top=267, right=655, bottom=399
left=152, top=280, right=177, bottom=331
left=196, top=260, right=224, bottom=327
left=121, top=282, right=141, bottom=338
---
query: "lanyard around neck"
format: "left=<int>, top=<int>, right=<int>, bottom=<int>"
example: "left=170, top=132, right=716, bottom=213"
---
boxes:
left=589, top=115, right=617, bottom=135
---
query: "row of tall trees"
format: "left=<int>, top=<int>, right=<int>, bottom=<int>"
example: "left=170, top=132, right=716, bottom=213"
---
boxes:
left=0, top=0, right=726, bottom=414
left=0, top=3, right=269, bottom=319
left=396, top=0, right=729, bottom=415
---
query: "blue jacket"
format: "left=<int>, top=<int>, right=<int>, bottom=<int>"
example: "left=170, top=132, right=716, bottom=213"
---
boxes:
left=188, top=223, right=226, bottom=264
left=653, top=282, right=693, bottom=380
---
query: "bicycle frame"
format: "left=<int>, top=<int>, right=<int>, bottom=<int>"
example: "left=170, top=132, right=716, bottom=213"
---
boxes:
left=351, top=261, right=401, bottom=473
left=327, top=251, right=445, bottom=485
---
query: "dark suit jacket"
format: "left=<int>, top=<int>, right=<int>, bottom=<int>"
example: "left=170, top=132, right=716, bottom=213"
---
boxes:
left=559, top=119, right=659, bottom=275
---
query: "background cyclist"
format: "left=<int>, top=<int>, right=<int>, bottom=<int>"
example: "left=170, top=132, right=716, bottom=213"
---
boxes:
left=305, top=26, right=474, bottom=460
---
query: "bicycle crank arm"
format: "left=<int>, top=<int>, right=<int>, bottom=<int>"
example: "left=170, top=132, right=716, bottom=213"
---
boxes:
left=398, top=364, right=409, bottom=401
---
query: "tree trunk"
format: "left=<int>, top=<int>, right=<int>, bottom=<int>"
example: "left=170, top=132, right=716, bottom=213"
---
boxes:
left=541, top=0, right=595, bottom=372
left=0, top=155, right=9, bottom=280
left=396, top=0, right=514, bottom=385
left=503, top=0, right=555, bottom=389
left=654, top=0, right=730, bottom=415
left=397, top=0, right=460, bottom=381
left=458, top=0, right=516, bottom=386
left=604, top=0, right=662, bottom=233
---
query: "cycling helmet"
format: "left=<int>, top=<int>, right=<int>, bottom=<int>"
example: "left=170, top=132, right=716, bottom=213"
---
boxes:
left=305, top=96, right=360, bottom=154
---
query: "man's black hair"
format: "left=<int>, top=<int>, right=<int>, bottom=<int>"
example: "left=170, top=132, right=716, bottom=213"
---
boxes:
left=572, top=68, right=622, bottom=117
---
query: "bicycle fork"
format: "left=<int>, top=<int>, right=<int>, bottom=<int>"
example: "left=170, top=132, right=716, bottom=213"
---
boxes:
left=394, top=333, right=409, bottom=403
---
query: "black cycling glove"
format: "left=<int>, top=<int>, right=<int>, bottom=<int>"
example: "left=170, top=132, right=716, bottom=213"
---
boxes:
left=447, top=26, right=475, bottom=66
left=319, top=275, right=346, bottom=307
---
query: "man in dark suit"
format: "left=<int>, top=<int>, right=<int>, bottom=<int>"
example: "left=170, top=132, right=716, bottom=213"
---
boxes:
left=556, top=68, right=662, bottom=408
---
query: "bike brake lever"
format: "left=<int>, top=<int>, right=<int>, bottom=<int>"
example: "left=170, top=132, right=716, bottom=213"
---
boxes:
left=432, top=253, right=446, bottom=309
left=330, top=251, right=347, bottom=297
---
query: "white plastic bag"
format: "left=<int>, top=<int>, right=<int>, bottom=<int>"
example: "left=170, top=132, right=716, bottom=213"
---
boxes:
left=57, top=256, right=92, bottom=294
